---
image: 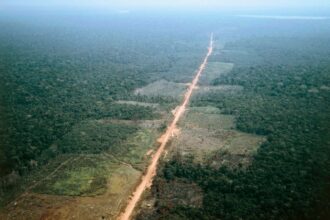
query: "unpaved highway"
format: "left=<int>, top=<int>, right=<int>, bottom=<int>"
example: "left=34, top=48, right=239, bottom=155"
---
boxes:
left=118, top=33, right=214, bottom=220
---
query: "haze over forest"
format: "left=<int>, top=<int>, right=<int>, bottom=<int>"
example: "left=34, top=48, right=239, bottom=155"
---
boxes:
left=0, top=1, right=329, bottom=220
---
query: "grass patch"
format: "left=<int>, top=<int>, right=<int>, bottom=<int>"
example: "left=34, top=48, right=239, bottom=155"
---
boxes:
left=33, top=154, right=113, bottom=196
left=212, top=49, right=263, bottom=66
left=22, top=159, right=142, bottom=220
left=134, top=79, right=187, bottom=99
left=181, top=106, right=235, bottom=131
left=172, top=106, right=265, bottom=167
left=51, top=167, right=107, bottom=196
left=113, top=128, right=159, bottom=171
left=208, top=131, right=266, bottom=169
left=108, top=164, right=141, bottom=195
left=171, top=127, right=228, bottom=163
left=199, top=62, right=234, bottom=85
left=223, top=131, right=265, bottom=155
left=115, top=100, right=160, bottom=108
left=105, top=164, right=143, bottom=218
left=32, top=121, right=159, bottom=196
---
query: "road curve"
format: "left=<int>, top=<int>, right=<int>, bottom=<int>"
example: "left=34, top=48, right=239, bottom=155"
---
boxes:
left=118, top=33, right=214, bottom=220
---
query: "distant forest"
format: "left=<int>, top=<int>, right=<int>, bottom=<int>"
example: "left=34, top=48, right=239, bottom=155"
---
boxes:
left=0, top=13, right=209, bottom=179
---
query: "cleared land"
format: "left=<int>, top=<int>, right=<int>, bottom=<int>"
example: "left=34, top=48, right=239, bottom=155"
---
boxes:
left=1, top=119, right=161, bottom=220
left=191, top=61, right=242, bottom=99
left=115, top=101, right=159, bottom=108
left=134, top=79, right=187, bottom=99
left=171, top=106, right=265, bottom=167
left=209, top=131, right=265, bottom=168
left=199, top=62, right=234, bottom=85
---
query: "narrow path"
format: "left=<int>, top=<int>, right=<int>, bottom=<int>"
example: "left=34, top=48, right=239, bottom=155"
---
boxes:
left=118, top=33, right=214, bottom=220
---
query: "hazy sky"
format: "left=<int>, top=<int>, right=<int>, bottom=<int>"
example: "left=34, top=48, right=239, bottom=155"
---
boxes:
left=2, top=0, right=330, bottom=10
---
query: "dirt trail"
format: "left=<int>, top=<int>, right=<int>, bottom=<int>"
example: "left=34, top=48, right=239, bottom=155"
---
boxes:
left=118, top=33, right=214, bottom=220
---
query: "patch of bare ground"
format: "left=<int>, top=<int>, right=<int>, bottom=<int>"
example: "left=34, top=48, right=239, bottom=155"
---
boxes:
left=134, top=79, right=187, bottom=99
left=170, top=106, right=265, bottom=168
left=115, top=101, right=160, bottom=108
left=1, top=193, right=75, bottom=220
left=198, top=62, right=234, bottom=85
left=170, top=127, right=229, bottom=163
left=180, top=106, right=235, bottom=130
left=0, top=119, right=162, bottom=220
left=1, top=158, right=143, bottom=220
left=97, top=118, right=163, bottom=130
left=43, top=164, right=141, bottom=220
left=207, top=131, right=266, bottom=169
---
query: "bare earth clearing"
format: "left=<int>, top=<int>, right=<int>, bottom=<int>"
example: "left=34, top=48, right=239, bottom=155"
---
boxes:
left=0, top=119, right=161, bottom=220
left=134, top=79, right=188, bottom=99
left=170, top=106, right=265, bottom=167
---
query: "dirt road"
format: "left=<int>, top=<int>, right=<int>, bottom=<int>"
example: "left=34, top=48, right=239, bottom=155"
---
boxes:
left=118, top=33, right=214, bottom=220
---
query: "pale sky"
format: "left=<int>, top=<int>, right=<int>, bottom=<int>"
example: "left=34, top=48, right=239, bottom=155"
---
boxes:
left=2, top=0, right=330, bottom=9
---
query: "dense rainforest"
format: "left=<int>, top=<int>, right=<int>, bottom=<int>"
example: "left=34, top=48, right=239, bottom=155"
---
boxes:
left=0, top=9, right=330, bottom=219
left=0, top=11, right=208, bottom=183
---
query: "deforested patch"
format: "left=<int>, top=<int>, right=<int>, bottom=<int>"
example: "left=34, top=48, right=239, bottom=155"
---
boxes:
left=199, top=62, right=234, bottom=85
left=134, top=79, right=187, bottom=99
left=170, top=106, right=265, bottom=168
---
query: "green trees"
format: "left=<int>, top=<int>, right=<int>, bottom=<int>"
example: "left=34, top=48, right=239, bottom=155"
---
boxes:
left=141, top=36, right=330, bottom=219
left=0, top=15, right=207, bottom=189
